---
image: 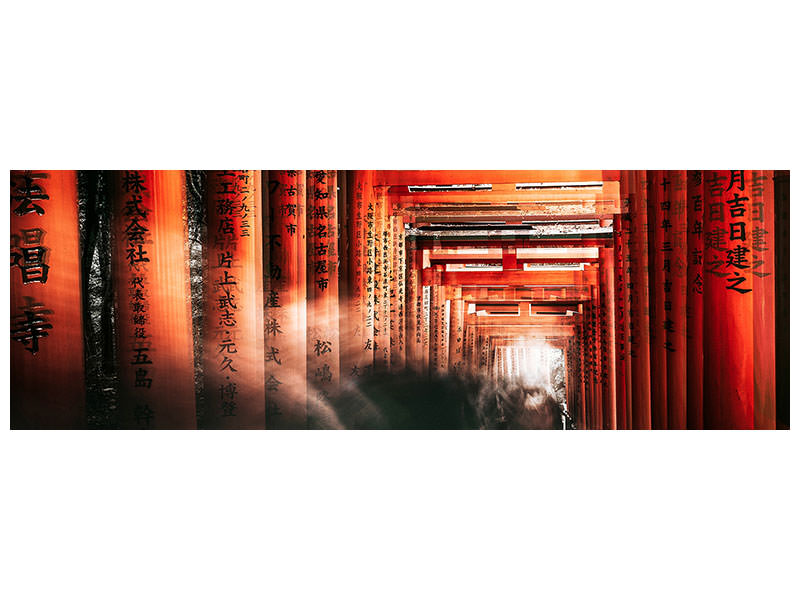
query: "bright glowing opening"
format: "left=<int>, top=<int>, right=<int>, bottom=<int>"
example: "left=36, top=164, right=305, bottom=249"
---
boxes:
left=493, top=341, right=562, bottom=386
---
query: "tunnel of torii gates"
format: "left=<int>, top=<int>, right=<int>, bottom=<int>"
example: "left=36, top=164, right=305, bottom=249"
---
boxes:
left=10, top=170, right=790, bottom=429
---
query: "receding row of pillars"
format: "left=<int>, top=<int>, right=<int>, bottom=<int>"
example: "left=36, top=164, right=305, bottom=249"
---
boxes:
left=10, top=170, right=788, bottom=428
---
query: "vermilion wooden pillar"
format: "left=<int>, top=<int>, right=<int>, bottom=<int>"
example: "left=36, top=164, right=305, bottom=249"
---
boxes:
left=628, top=170, right=652, bottom=428
left=265, top=170, right=307, bottom=428
left=111, top=170, right=196, bottom=429
left=582, top=307, right=596, bottom=428
left=465, top=313, right=477, bottom=374
left=565, top=338, right=575, bottom=423
left=422, top=283, right=432, bottom=374
left=703, top=170, right=754, bottom=429
left=364, top=178, right=378, bottom=375
left=10, top=170, right=85, bottom=428
left=591, top=282, right=603, bottom=429
left=666, top=170, right=687, bottom=429
left=203, top=170, right=264, bottom=429
left=430, top=274, right=450, bottom=375
left=686, top=171, right=704, bottom=429
left=448, top=287, right=465, bottom=374
left=612, top=212, right=627, bottom=429
left=623, top=235, right=633, bottom=429
left=576, top=321, right=586, bottom=429
left=390, top=215, right=407, bottom=371
left=474, top=313, right=484, bottom=376
left=647, top=170, right=668, bottom=429
left=472, top=326, right=480, bottom=375
left=619, top=179, right=633, bottom=429
left=406, top=242, right=425, bottom=373
left=580, top=305, right=592, bottom=428
left=571, top=337, right=581, bottom=427
left=428, top=269, right=443, bottom=374
left=307, top=170, right=339, bottom=426
left=576, top=314, right=584, bottom=427
left=750, top=170, right=775, bottom=429
left=373, top=186, right=390, bottom=370
left=600, top=247, right=617, bottom=429
left=344, top=170, right=375, bottom=380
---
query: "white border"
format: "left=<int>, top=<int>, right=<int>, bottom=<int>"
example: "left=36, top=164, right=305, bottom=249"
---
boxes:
left=2, top=2, right=797, bottom=600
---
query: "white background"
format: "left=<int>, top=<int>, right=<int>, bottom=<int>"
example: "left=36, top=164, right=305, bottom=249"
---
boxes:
left=1, top=2, right=797, bottom=599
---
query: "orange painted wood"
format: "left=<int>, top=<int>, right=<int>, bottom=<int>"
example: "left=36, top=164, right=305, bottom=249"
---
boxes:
left=391, top=189, right=609, bottom=206
left=266, top=170, right=307, bottom=428
left=398, top=208, right=617, bottom=223
left=581, top=309, right=596, bottom=428
left=647, top=170, right=668, bottom=429
left=751, top=170, right=776, bottom=429
left=666, top=171, right=687, bottom=429
left=375, top=170, right=613, bottom=186
left=464, top=312, right=477, bottom=373
left=479, top=331, right=490, bottom=376
left=364, top=179, right=379, bottom=373
left=111, top=170, right=195, bottom=429
left=448, top=287, right=466, bottom=374
left=405, top=245, right=426, bottom=373
left=373, top=186, right=390, bottom=370
left=460, top=287, right=592, bottom=303
left=467, top=313, right=480, bottom=373
left=10, top=170, right=85, bottom=428
left=628, top=170, right=652, bottom=429
left=345, top=170, right=376, bottom=380
left=587, top=307, right=598, bottom=429
left=390, top=215, right=407, bottom=371
left=579, top=307, right=591, bottom=427
left=431, top=247, right=597, bottom=262
left=576, top=322, right=586, bottom=429
left=564, top=337, right=574, bottom=422
left=441, top=269, right=594, bottom=287
left=613, top=210, right=629, bottom=429
left=422, top=284, right=432, bottom=374
left=468, top=325, right=576, bottom=337
left=703, top=170, right=754, bottom=429
left=203, top=170, right=265, bottom=429
left=591, top=284, right=603, bottom=429
left=568, top=337, right=580, bottom=427
left=622, top=214, right=633, bottom=430
left=600, top=247, right=616, bottom=429
left=686, top=171, right=704, bottom=429
left=306, top=170, right=340, bottom=425
left=472, top=312, right=575, bottom=326
left=418, top=239, right=613, bottom=250
left=429, top=283, right=442, bottom=374
left=429, top=281, right=450, bottom=375
left=427, top=266, right=441, bottom=374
